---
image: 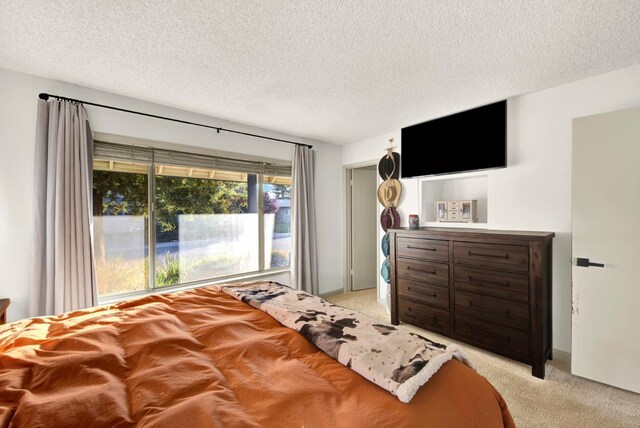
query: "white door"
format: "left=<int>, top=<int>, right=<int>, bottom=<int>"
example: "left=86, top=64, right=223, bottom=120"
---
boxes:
left=571, top=105, right=640, bottom=393
left=351, top=167, right=377, bottom=291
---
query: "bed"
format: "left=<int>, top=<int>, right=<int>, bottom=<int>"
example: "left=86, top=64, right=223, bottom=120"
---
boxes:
left=0, top=281, right=514, bottom=428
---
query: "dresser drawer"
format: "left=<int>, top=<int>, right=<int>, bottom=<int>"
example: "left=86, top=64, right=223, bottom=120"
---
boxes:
left=448, top=201, right=461, bottom=209
left=399, top=298, right=450, bottom=335
left=454, top=242, right=529, bottom=272
left=454, top=314, right=530, bottom=362
left=397, top=278, right=449, bottom=310
left=396, top=258, right=449, bottom=287
left=454, top=265, right=529, bottom=302
left=455, top=290, right=529, bottom=331
left=396, top=237, right=449, bottom=262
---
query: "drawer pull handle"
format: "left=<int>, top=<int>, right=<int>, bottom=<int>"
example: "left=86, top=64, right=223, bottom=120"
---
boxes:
left=468, top=251, right=510, bottom=259
left=407, top=245, right=436, bottom=251
left=431, top=293, right=437, bottom=298
left=468, top=304, right=513, bottom=319
left=407, top=266, right=436, bottom=275
left=468, top=276, right=511, bottom=288
left=492, top=333, right=512, bottom=342
left=467, top=324, right=512, bottom=342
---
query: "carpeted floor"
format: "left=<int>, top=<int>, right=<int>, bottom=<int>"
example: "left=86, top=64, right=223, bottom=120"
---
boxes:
left=325, top=288, right=640, bottom=428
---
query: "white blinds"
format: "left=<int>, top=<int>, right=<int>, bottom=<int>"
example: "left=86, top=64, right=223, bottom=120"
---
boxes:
left=93, top=141, right=153, bottom=164
left=93, top=141, right=292, bottom=176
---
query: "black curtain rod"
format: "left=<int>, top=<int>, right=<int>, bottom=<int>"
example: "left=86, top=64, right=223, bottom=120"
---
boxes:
left=38, top=92, right=313, bottom=149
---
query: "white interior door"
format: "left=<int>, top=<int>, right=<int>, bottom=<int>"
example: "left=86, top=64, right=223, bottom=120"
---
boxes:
left=571, top=105, right=640, bottom=393
left=351, top=167, right=377, bottom=291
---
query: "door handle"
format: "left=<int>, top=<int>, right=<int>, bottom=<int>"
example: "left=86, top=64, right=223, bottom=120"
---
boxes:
left=576, top=257, right=605, bottom=268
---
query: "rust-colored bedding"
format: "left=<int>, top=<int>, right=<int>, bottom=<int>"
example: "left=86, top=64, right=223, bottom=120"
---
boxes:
left=0, top=285, right=515, bottom=428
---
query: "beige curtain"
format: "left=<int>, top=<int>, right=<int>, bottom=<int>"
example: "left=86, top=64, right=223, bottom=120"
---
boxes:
left=29, top=99, right=97, bottom=317
left=290, top=145, right=319, bottom=294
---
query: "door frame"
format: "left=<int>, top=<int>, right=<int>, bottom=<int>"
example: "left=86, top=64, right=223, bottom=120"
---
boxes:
left=344, top=161, right=380, bottom=298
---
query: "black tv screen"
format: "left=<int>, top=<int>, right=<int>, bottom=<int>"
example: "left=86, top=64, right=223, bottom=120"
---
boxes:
left=400, top=100, right=507, bottom=178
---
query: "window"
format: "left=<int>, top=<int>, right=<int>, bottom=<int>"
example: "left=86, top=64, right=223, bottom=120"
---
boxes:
left=92, top=142, right=291, bottom=298
left=264, top=180, right=292, bottom=269
left=93, top=164, right=149, bottom=296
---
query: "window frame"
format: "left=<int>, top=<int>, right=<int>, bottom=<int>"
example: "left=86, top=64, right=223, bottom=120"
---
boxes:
left=93, top=140, right=292, bottom=304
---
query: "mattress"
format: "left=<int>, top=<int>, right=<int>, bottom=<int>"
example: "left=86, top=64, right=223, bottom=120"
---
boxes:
left=0, top=284, right=515, bottom=427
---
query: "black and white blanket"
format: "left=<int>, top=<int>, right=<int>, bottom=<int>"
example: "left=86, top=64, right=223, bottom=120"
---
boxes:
left=215, top=281, right=474, bottom=403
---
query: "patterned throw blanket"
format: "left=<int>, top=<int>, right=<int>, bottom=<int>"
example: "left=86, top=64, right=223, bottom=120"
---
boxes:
left=216, top=281, right=474, bottom=403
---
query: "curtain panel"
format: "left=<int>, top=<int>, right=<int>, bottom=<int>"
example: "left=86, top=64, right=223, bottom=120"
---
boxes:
left=290, top=145, right=319, bottom=295
left=29, top=99, right=97, bottom=316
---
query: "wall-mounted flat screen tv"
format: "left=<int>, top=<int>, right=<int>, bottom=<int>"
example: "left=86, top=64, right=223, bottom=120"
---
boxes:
left=400, top=100, right=507, bottom=178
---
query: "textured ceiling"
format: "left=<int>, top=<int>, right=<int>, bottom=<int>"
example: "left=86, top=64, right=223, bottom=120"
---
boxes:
left=1, top=1, right=639, bottom=145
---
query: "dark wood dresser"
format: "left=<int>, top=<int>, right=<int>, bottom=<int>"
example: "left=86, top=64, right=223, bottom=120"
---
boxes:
left=388, top=227, right=554, bottom=378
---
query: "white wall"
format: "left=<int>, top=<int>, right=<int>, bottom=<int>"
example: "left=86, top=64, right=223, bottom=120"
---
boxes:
left=0, top=67, right=344, bottom=322
left=343, top=63, right=640, bottom=353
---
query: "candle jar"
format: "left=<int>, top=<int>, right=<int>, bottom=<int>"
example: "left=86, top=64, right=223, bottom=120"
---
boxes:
left=409, top=214, right=419, bottom=230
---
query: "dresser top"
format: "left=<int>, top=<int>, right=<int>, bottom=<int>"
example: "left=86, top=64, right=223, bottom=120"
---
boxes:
left=388, top=227, right=555, bottom=241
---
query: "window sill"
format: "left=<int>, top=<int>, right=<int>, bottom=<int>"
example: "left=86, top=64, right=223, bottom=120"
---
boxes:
left=97, top=268, right=291, bottom=306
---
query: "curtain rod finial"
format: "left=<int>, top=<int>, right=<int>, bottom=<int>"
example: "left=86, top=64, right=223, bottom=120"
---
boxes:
left=39, top=93, right=50, bottom=101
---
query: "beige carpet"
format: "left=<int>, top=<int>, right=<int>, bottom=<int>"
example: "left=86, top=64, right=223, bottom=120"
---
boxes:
left=325, top=289, right=640, bottom=428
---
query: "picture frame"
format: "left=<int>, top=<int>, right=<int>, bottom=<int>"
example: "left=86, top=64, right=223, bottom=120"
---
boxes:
left=462, top=202, right=471, bottom=219
left=437, top=201, right=447, bottom=220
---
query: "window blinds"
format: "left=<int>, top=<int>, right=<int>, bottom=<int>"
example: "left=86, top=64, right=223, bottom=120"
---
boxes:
left=93, top=141, right=154, bottom=164
left=94, top=141, right=292, bottom=176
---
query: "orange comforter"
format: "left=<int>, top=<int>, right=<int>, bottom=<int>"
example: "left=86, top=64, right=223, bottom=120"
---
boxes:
left=0, top=285, right=515, bottom=428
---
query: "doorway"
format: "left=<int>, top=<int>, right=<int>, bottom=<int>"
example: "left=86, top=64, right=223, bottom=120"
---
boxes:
left=346, top=165, right=378, bottom=293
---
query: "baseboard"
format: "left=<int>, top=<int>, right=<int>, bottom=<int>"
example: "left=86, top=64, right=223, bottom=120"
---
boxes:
left=319, top=289, right=344, bottom=299
left=551, top=348, right=571, bottom=372
left=552, top=349, right=570, bottom=362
